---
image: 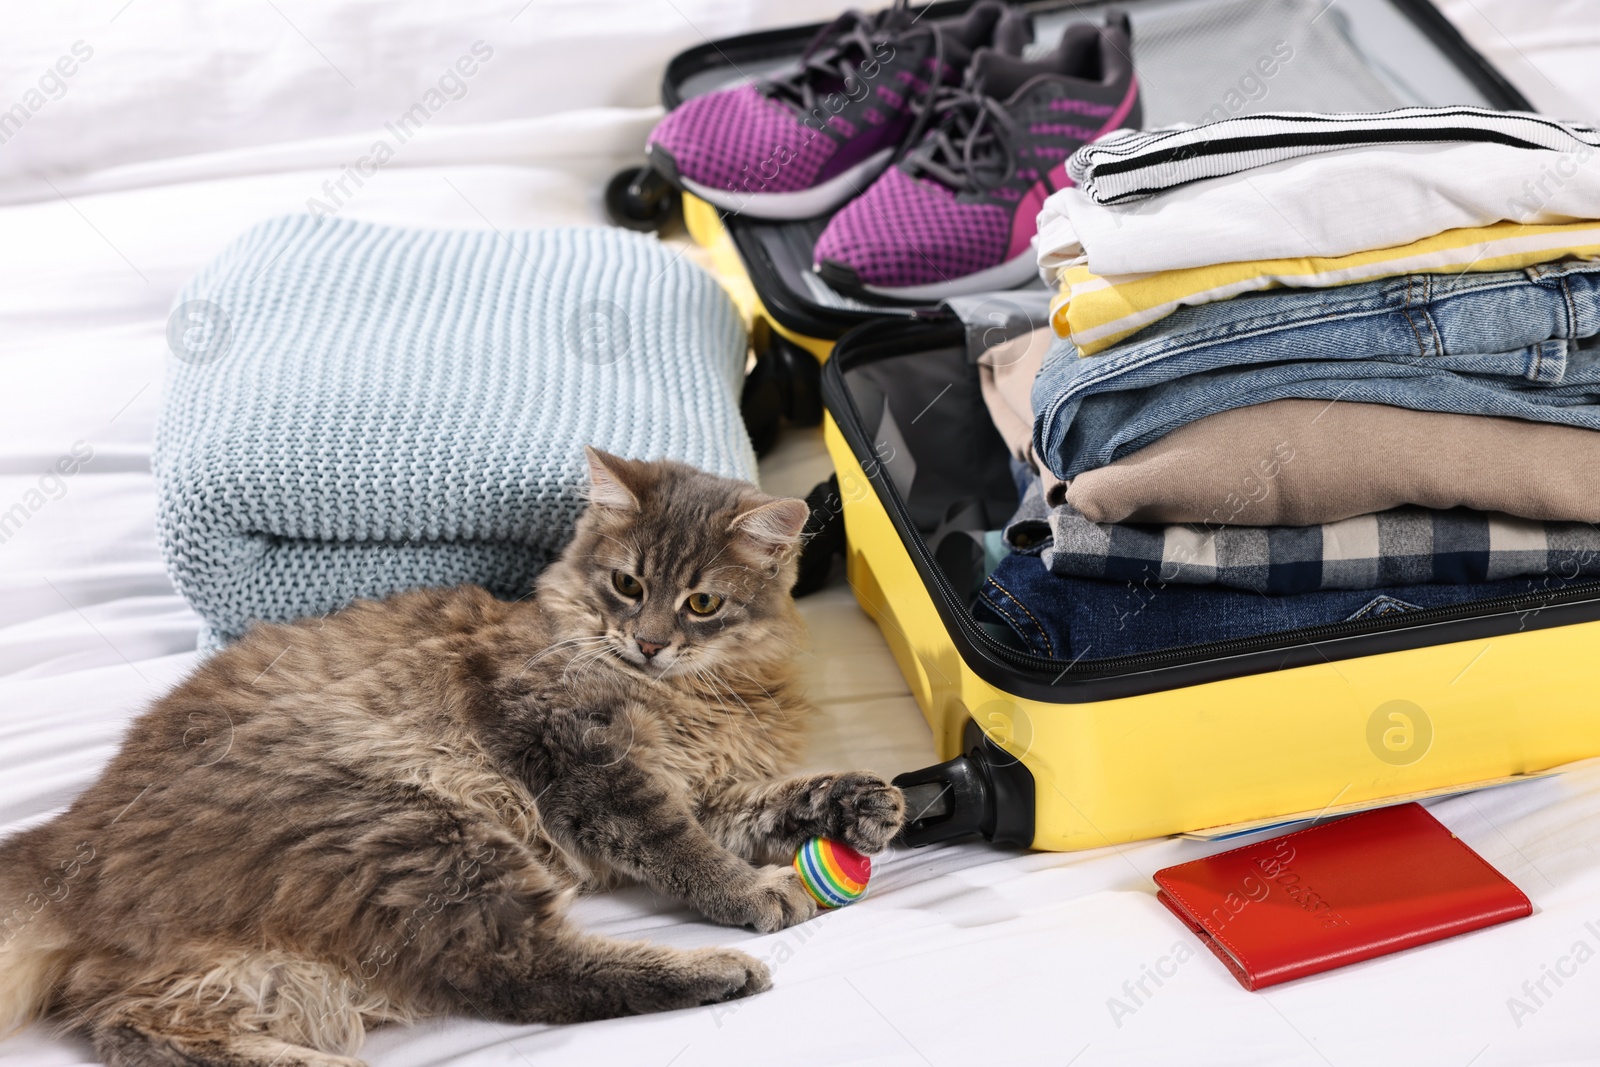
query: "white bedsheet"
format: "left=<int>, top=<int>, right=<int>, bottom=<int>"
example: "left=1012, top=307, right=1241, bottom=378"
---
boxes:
left=4, top=2, right=1600, bottom=1065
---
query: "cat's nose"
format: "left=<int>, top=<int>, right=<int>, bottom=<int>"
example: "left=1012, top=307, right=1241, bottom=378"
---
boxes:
left=636, top=637, right=668, bottom=659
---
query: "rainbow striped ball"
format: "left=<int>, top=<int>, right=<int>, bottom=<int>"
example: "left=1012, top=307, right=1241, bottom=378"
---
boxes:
left=794, top=837, right=871, bottom=908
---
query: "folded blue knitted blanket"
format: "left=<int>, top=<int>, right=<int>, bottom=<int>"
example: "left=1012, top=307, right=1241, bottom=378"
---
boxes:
left=155, top=216, right=755, bottom=647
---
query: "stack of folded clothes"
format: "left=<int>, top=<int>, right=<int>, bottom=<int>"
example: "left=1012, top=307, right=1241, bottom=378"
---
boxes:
left=974, top=106, right=1600, bottom=660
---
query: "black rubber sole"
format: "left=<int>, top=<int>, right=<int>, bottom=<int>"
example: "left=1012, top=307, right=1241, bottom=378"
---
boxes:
left=645, top=143, right=682, bottom=187
left=815, top=258, right=939, bottom=307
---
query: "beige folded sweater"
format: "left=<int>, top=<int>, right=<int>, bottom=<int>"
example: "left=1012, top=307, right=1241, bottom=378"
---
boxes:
left=1069, top=398, right=1600, bottom=526
left=976, top=327, right=1067, bottom=503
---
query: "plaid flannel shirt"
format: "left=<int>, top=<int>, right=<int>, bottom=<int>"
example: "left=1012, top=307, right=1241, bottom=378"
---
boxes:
left=1006, top=487, right=1600, bottom=595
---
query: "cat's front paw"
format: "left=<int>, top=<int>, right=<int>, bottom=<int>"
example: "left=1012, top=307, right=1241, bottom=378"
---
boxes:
left=816, top=772, right=906, bottom=854
left=703, top=866, right=817, bottom=933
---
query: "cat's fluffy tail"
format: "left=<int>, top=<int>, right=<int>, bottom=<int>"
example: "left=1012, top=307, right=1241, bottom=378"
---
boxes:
left=0, top=862, right=74, bottom=1038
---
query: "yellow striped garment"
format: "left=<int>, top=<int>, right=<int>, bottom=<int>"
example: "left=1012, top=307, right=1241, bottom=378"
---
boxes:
left=1050, top=220, right=1600, bottom=356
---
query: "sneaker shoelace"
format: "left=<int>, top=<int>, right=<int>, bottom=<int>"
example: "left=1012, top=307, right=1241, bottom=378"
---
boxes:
left=902, top=80, right=1020, bottom=193
left=761, top=0, right=948, bottom=150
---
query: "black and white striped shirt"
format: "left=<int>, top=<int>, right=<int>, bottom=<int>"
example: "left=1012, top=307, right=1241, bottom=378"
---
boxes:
left=1066, top=106, right=1600, bottom=205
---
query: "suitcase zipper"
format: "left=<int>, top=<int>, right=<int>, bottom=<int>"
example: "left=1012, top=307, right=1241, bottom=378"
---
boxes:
left=922, top=536, right=1599, bottom=679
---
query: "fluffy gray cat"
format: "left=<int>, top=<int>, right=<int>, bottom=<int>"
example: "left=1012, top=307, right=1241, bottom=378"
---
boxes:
left=0, top=448, right=905, bottom=1067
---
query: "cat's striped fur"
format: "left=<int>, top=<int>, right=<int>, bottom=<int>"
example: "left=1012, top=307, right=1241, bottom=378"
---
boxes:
left=0, top=449, right=904, bottom=1066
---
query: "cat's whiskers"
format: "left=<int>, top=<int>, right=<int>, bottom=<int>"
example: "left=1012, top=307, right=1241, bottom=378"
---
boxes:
left=592, top=532, right=631, bottom=552
left=515, top=640, right=612, bottom=685
left=697, top=541, right=732, bottom=571
left=560, top=643, right=613, bottom=674
left=592, top=531, right=643, bottom=566
left=558, top=642, right=625, bottom=686
left=516, top=635, right=610, bottom=676
left=684, top=663, right=742, bottom=728
left=713, top=669, right=778, bottom=732
left=721, top=665, right=784, bottom=716
left=686, top=663, right=771, bottom=735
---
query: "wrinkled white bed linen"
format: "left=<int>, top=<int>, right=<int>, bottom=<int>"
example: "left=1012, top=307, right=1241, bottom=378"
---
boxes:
left=4, top=2, right=1600, bottom=1065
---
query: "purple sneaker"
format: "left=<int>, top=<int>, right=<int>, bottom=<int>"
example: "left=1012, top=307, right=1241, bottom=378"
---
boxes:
left=647, top=0, right=1031, bottom=221
left=814, top=14, right=1140, bottom=300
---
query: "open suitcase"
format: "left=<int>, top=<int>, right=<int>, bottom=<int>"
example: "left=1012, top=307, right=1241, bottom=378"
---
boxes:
left=621, top=0, right=1600, bottom=851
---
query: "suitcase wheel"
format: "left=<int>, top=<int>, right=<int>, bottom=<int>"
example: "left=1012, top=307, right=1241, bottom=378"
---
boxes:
left=775, top=335, right=824, bottom=428
left=793, top=475, right=845, bottom=598
left=893, top=724, right=1036, bottom=848
left=741, top=334, right=822, bottom=455
left=604, top=165, right=679, bottom=233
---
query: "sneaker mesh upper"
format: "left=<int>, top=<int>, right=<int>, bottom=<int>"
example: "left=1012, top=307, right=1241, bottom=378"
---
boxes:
left=646, top=2, right=1034, bottom=208
left=648, top=85, right=842, bottom=195
left=813, top=166, right=1010, bottom=288
left=815, top=20, right=1141, bottom=293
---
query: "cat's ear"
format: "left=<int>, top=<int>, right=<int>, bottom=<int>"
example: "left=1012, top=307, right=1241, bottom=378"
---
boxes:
left=729, top=497, right=810, bottom=558
left=584, top=446, right=640, bottom=512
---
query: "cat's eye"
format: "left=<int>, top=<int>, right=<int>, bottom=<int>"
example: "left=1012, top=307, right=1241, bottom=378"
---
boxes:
left=612, top=571, right=643, bottom=597
left=685, top=592, right=723, bottom=616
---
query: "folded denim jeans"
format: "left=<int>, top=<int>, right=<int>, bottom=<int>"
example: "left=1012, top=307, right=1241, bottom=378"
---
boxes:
left=972, top=550, right=1567, bottom=661
left=1032, top=263, right=1600, bottom=480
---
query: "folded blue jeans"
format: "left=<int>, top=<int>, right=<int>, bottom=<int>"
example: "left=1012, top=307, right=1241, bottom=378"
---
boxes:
left=972, top=550, right=1569, bottom=660
left=1032, top=263, right=1600, bottom=480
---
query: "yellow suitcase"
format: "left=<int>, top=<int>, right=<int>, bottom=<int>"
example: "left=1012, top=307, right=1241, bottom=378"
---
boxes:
left=819, top=317, right=1600, bottom=850
left=619, top=0, right=1599, bottom=850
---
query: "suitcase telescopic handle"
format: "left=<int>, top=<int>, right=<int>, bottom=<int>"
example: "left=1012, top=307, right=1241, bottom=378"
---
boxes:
left=892, top=730, right=1035, bottom=849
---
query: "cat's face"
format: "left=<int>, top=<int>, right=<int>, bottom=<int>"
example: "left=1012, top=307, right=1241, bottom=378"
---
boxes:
left=537, top=448, right=810, bottom=681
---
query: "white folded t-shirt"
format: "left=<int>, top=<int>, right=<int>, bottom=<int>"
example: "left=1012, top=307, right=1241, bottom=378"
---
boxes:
left=1036, top=139, right=1600, bottom=281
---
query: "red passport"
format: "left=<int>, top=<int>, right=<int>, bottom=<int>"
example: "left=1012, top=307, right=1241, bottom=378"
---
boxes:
left=1153, top=803, right=1531, bottom=990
